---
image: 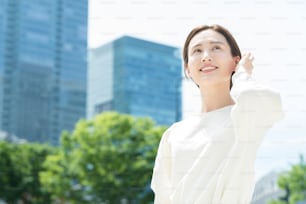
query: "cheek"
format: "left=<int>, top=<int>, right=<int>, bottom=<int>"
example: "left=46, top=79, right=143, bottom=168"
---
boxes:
left=187, top=59, right=197, bottom=71
left=230, top=61, right=237, bottom=72
left=223, top=60, right=237, bottom=73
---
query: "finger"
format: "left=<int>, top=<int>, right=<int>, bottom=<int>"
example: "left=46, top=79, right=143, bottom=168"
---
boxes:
left=244, top=52, right=254, bottom=60
left=242, top=52, right=252, bottom=60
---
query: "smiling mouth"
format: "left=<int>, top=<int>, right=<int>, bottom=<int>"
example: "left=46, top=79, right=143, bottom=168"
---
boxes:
left=199, top=66, right=218, bottom=73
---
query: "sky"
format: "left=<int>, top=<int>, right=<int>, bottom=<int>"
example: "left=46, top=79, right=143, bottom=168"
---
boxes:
left=88, top=0, right=306, bottom=181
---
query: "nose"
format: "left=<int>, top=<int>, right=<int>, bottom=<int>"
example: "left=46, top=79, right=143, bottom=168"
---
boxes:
left=202, top=51, right=212, bottom=62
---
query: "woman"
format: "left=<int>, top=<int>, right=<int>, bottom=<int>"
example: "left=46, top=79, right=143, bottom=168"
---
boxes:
left=151, top=24, right=284, bottom=204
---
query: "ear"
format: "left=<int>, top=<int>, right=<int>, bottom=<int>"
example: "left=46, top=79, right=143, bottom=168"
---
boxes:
left=184, top=64, right=191, bottom=78
left=234, top=56, right=240, bottom=64
left=232, top=56, right=241, bottom=71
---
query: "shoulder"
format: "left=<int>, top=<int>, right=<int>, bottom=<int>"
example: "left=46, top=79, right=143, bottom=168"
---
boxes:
left=160, top=116, right=201, bottom=142
left=170, top=115, right=200, bottom=130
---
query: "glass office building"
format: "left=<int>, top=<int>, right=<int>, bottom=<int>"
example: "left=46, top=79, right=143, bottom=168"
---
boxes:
left=0, top=0, right=88, bottom=144
left=88, top=36, right=182, bottom=126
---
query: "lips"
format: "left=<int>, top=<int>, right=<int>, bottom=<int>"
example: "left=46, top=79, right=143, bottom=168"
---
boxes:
left=199, top=65, right=218, bottom=73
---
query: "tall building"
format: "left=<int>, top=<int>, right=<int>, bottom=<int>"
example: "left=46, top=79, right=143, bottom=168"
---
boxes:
left=251, top=171, right=284, bottom=204
left=0, top=0, right=88, bottom=144
left=88, top=36, right=182, bottom=125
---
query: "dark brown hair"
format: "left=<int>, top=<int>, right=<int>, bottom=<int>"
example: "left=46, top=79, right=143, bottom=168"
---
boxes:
left=183, top=24, right=241, bottom=89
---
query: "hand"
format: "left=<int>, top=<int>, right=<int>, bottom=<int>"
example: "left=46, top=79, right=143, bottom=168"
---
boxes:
left=236, top=52, right=254, bottom=75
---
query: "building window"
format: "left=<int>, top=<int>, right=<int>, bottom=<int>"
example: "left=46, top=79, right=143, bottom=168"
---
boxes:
left=94, top=101, right=113, bottom=115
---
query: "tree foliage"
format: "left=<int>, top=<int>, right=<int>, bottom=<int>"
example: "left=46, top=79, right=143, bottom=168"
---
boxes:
left=268, top=155, right=306, bottom=204
left=0, top=141, right=55, bottom=203
left=40, top=112, right=167, bottom=203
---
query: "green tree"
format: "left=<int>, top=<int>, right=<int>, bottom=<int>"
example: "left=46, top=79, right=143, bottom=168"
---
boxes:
left=40, top=112, right=167, bottom=203
left=0, top=141, right=55, bottom=203
left=268, top=155, right=306, bottom=204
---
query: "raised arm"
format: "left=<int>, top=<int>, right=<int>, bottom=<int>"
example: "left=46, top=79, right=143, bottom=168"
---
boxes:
left=230, top=53, right=284, bottom=131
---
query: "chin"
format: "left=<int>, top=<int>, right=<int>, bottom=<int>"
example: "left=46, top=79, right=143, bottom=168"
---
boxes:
left=198, top=79, right=230, bottom=89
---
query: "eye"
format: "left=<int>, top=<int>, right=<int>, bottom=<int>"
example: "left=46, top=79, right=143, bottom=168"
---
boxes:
left=193, top=48, right=202, bottom=54
left=212, top=45, right=221, bottom=51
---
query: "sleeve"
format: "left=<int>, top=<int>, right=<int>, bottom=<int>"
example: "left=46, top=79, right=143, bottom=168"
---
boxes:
left=213, top=69, right=285, bottom=203
left=230, top=69, right=284, bottom=130
left=151, top=127, right=173, bottom=204
left=227, top=69, right=284, bottom=193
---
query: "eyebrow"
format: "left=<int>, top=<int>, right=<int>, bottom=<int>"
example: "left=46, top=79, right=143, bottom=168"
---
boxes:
left=190, top=41, right=225, bottom=49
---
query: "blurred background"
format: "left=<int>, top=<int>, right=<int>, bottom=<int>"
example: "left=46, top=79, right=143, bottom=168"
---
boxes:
left=0, top=0, right=305, bottom=203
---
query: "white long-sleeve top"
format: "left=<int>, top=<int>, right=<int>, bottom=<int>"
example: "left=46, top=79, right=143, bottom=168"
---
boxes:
left=151, top=69, right=284, bottom=204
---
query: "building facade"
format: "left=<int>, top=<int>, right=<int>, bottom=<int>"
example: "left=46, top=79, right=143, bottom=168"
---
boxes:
left=88, top=36, right=182, bottom=126
left=0, top=0, right=88, bottom=144
left=251, top=171, right=284, bottom=204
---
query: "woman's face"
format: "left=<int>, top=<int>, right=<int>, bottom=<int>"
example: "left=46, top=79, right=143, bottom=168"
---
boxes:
left=186, top=29, right=239, bottom=89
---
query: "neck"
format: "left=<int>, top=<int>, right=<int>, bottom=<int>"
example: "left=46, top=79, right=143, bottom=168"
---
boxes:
left=199, top=84, right=235, bottom=113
